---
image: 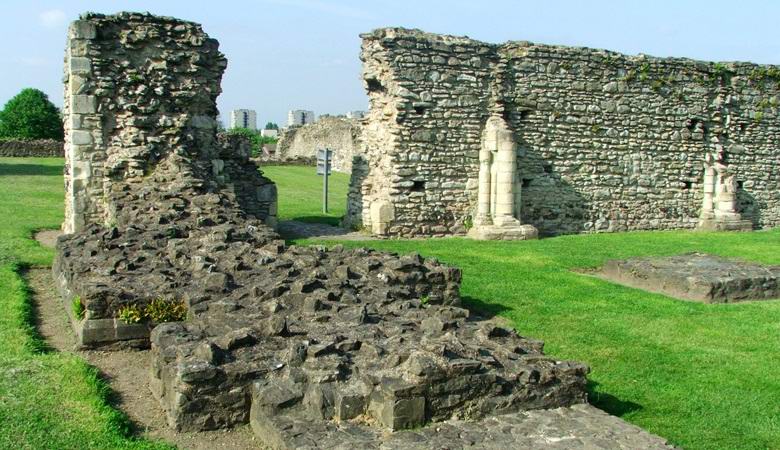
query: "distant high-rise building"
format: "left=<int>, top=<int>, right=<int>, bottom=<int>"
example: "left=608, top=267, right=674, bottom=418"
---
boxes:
left=346, top=110, right=367, bottom=119
left=287, top=110, right=316, bottom=127
left=230, top=109, right=257, bottom=130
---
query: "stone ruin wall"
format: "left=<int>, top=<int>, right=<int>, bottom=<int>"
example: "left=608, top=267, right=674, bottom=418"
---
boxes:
left=50, top=14, right=679, bottom=448
left=62, top=13, right=276, bottom=234
left=348, top=28, right=780, bottom=237
left=276, top=116, right=363, bottom=172
left=0, top=139, right=64, bottom=157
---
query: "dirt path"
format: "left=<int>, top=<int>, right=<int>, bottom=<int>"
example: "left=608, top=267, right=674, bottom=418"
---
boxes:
left=26, top=268, right=263, bottom=449
left=33, top=229, right=62, bottom=248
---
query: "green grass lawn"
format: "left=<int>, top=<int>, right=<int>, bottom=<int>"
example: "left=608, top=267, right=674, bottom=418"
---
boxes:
left=1, top=158, right=780, bottom=449
left=0, top=158, right=169, bottom=449
left=277, top=168, right=780, bottom=450
left=261, top=165, right=349, bottom=226
left=313, top=232, right=780, bottom=450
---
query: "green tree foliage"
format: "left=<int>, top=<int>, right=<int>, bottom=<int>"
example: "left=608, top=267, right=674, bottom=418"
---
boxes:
left=226, top=127, right=278, bottom=157
left=0, top=88, right=64, bottom=140
left=264, top=122, right=279, bottom=130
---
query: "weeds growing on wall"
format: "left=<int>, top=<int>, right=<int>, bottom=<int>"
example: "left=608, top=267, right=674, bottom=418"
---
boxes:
left=117, top=298, right=187, bottom=324
left=71, top=296, right=85, bottom=320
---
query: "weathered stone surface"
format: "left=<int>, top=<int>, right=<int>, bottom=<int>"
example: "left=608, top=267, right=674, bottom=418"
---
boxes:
left=248, top=403, right=676, bottom=449
left=61, top=12, right=277, bottom=234
left=600, top=253, right=780, bottom=303
left=55, top=12, right=673, bottom=448
left=275, top=116, right=363, bottom=173
left=347, top=28, right=780, bottom=238
left=153, top=293, right=588, bottom=432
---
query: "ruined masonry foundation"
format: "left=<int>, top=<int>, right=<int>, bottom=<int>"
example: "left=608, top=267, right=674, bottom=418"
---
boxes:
left=53, top=13, right=674, bottom=449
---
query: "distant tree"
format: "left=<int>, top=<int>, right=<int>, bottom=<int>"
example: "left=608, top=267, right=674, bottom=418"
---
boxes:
left=227, top=127, right=278, bottom=157
left=264, top=122, right=279, bottom=130
left=0, top=88, right=64, bottom=140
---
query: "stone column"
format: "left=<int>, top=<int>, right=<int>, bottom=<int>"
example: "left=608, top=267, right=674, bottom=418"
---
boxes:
left=474, top=141, right=493, bottom=226
left=63, top=20, right=99, bottom=234
left=696, top=150, right=752, bottom=231
left=714, top=168, right=738, bottom=218
left=468, top=115, right=537, bottom=240
left=700, top=154, right=715, bottom=220
left=493, top=127, right=518, bottom=226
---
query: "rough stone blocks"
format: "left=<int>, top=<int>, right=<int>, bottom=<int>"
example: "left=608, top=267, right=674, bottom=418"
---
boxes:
left=600, top=253, right=780, bottom=303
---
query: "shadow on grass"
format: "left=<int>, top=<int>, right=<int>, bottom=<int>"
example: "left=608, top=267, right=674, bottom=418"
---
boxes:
left=588, top=380, right=643, bottom=417
left=16, top=264, right=54, bottom=354
left=290, top=215, right=342, bottom=226
left=461, top=295, right=510, bottom=320
left=17, top=263, right=154, bottom=442
left=0, top=163, right=63, bottom=177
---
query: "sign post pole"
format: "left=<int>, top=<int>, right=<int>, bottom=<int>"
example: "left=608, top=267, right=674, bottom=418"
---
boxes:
left=317, top=148, right=332, bottom=214
left=323, top=151, right=329, bottom=214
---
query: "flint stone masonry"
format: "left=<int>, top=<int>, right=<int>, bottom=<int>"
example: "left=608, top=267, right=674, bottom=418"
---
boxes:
left=54, top=13, right=674, bottom=447
left=347, top=28, right=780, bottom=238
left=152, top=280, right=587, bottom=433
left=276, top=116, right=363, bottom=172
left=0, top=139, right=64, bottom=157
left=61, top=12, right=276, bottom=234
left=246, top=403, right=676, bottom=449
left=600, top=253, right=780, bottom=303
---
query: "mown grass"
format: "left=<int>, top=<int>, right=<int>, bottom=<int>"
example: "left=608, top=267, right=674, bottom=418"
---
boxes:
left=315, top=232, right=780, bottom=450
left=2, top=158, right=780, bottom=449
left=276, top=167, right=780, bottom=450
left=261, top=165, right=350, bottom=226
left=0, top=157, right=170, bottom=449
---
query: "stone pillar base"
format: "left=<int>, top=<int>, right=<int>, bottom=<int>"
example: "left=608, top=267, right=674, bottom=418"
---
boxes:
left=468, top=224, right=538, bottom=240
left=696, top=217, right=753, bottom=232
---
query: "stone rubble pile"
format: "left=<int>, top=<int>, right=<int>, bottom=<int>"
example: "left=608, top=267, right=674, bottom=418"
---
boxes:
left=53, top=12, right=676, bottom=449
left=151, top=273, right=587, bottom=431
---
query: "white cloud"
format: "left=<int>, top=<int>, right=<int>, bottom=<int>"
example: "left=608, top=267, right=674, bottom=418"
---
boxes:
left=39, top=9, right=67, bottom=28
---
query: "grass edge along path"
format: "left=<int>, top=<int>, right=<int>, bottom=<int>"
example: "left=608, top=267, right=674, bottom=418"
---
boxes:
left=0, top=157, right=170, bottom=449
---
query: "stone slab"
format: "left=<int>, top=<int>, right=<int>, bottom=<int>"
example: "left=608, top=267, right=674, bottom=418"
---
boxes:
left=696, top=217, right=753, bottom=232
left=600, top=253, right=780, bottom=303
left=468, top=224, right=539, bottom=240
left=249, top=403, right=677, bottom=449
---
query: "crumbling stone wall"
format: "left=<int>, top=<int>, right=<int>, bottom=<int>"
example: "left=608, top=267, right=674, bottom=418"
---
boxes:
left=0, top=139, right=63, bottom=157
left=276, top=116, right=362, bottom=172
left=62, top=12, right=276, bottom=233
left=349, top=28, right=780, bottom=237
left=52, top=14, right=604, bottom=447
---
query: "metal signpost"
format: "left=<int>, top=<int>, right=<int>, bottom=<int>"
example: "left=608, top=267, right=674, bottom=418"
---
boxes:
left=316, top=148, right=333, bottom=213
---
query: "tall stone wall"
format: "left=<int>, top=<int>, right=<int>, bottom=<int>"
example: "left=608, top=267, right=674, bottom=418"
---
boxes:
left=62, top=12, right=276, bottom=233
left=276, top=116, right=362, bottom=172
left=348, top=28, right=780, bottom=237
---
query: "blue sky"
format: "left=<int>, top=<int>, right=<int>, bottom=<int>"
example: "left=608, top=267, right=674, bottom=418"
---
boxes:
left=2, top=1, right=779, bottom=127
